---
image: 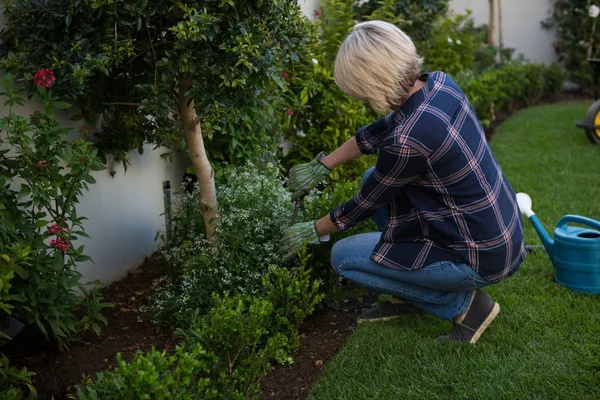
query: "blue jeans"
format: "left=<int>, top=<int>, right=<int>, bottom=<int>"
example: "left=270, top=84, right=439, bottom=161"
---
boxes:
left=330, top=168, right=491, bottom=320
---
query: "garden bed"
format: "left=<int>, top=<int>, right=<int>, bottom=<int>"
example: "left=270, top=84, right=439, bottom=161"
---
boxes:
left=3, top=91, right=590, bottom=399
left=2, top=255, right=377, bottom=399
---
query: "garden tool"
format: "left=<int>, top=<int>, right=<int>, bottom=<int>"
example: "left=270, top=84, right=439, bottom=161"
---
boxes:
left=517, top=192, right=600, bottom=294
left=290, top=195, right=305, bottom=225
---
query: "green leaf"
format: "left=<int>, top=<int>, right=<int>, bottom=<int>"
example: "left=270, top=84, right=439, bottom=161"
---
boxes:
left=12, top=264, right=29, bottom=279
left=91, top=323, right=101, bottom=336
left=53, top=253, right=64, bottom=271
left=55, top=101, right=72, bottom=110
left=300, top=87, right=309, bottom=106
left=48, top=320, right=65, bottom=337
left=18, top=185, right=31, bottom=199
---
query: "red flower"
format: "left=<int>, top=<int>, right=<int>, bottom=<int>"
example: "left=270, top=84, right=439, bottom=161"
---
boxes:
left=50, top=237, right=70, bottom=253
left=315, top=10, right=322, bottom=16
left=33, top=69, right=56, bottom=88
left=286, top=108, right=294, bottom=116
left=37, top=161, right=43, bottom=167
left=281, top=71, right=289, bottom=79
left=47, top=224, right=62, bottom=235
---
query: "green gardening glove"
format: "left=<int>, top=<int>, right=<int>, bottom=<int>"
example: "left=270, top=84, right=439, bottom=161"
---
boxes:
left=281, top=221, right=327, bottom=261
left=288, top=152, right=331, bottom=202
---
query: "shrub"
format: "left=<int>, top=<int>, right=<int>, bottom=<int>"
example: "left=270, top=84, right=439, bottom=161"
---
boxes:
left=72, top=344, right=219, bottom=400
left=0, top=73, right=109, bottom=350
left=75, top=264, right=325, bottom=400
left=419, top=11, right=482, bottom=75
left=542, top=1, right=599, bottom=89
left=0, top=354, right=36, bottom=400
left=455, top=62, right=564, bottom=127
left=296, top=178, right=378, bottom=304
left=354, top=0, right=450, bottom=44
left=261, top=263, right=325, bottom=353
left=153, top=163, right=294, bottom=325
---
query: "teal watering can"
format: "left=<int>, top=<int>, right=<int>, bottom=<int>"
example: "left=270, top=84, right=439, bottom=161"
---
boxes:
left=517, top=193, right=600, bottom=294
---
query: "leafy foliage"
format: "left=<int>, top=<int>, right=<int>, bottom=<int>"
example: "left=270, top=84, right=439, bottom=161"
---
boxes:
left=419, top=11, right=482, bottom=75
left=152, top=162, right=294, bottom=325
left=0, top=0, right=315, bottom=167
left=0, top=74, right=109, bottom=348
left=74, top=263, right=324, bottom=400
left=72, top=344, right=219, bottom=400
left=542, top=1, right=598, bottom=88
left=354, top=0, right=450, bottom=44
left=455, top=62, right=564, bottom=127
left=0, top=354, right=36, bottom=400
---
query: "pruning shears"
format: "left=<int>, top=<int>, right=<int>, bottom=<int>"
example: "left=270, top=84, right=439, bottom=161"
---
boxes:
left=290, top=195, right=305, bottom=225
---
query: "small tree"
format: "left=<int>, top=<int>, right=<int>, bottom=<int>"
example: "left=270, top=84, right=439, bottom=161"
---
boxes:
left=0, top=0, right=315, bottom=237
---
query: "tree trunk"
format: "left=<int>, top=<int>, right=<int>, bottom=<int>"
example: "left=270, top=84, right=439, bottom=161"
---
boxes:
left=498, top=0, right=504, bottom=62
left=178, top=78, right=218, bottom=238
left=488, top=0, right=495, bottom=47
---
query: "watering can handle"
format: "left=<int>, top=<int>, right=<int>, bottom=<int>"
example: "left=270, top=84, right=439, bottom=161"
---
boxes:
left=557, top=215, right=600, bottom=232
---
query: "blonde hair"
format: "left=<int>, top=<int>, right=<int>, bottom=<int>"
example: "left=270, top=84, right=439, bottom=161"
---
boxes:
left=334, top=20, right=423, bottom=114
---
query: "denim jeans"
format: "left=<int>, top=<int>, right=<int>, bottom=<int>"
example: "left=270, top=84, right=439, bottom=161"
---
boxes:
left=330, top=168, right=491, bottom=320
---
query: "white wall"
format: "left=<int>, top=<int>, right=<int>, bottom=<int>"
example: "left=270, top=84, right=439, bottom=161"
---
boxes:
left=75, top=147, right=185, bottom=284
left=450, top=0, right=557, bottom=64
left=0, top=101, right=186, bottom=285
left=298, top=0, right=321, bottom=20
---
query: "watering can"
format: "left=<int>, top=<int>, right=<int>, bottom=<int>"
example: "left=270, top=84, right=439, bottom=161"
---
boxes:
left=517, top=193, right=600, bottom=294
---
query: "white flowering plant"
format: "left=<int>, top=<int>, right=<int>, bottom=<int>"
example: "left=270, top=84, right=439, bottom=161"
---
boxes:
left=152, top=162, right=295, bottom=325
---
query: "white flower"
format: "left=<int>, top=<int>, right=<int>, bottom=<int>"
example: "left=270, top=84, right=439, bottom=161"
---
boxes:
left=296, top=130, right=306, bottom=137
left=447, top=37, right=453, bottom=44
left=312, top=58, right=319, bottom=65
left=589, top=4, right=599, bottom=18
left=456, top=39, right=462, bottom=45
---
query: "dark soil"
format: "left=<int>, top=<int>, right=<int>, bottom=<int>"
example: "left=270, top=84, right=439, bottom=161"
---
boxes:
left=259, top=294, right=377, bottom=400
left=3, top=256, right=178, bottom=399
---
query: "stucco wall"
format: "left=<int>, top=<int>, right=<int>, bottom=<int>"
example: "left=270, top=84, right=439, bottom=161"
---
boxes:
left=450, top=0, right=557, bottom=65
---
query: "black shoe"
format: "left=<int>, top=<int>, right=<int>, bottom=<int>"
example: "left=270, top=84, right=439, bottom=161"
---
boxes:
left=357, top=300, right=423, bottom=325
left=438, top=290, right=500, bottom=344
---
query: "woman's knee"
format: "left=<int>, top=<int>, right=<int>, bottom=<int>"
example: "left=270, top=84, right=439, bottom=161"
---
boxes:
left=330, top=232, right=380, bottom=276
left=330, top=240, right=349, bottom=276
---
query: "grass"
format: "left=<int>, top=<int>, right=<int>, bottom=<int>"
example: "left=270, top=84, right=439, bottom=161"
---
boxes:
left=307, top=102, right=600, bottom=400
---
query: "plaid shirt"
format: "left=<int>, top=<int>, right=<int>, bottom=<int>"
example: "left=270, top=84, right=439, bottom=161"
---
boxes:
left=330, top=71, right=526, bottom=283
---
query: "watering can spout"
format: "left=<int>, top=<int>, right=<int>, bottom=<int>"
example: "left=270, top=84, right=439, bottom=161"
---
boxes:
left=517, top=193, right=555, bottom=259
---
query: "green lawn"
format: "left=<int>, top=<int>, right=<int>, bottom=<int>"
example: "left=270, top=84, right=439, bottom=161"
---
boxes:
left=307, top=102, right=600, bottom=400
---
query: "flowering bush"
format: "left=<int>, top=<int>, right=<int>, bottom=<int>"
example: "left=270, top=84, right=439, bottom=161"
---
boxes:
left=152, top=163, right=295, bottom=325
left=0, top=73, right=109, bottom=351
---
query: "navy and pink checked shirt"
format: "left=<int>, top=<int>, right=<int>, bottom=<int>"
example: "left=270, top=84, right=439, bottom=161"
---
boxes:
left=330, top=71, right=526, bottom=283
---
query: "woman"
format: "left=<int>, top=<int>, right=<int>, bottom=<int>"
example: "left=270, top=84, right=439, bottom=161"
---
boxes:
left=281, top=20, right=526, bottom=344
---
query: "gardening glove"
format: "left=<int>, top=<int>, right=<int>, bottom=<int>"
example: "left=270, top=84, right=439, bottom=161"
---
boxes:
left=288, top=152, right=331, bottom=202
left=281, top=221, right=330, bottom=261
